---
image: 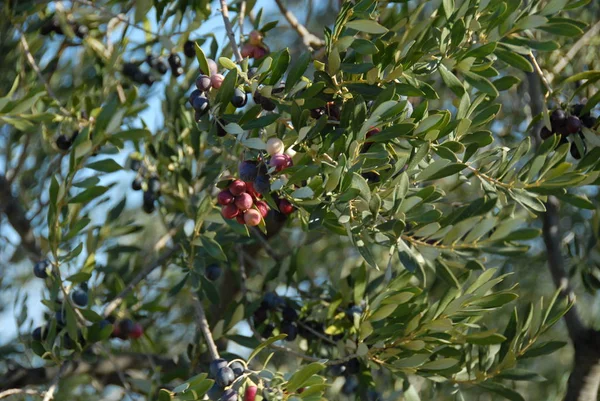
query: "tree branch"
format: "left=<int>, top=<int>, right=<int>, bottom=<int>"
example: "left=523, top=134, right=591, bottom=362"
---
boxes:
left=219, top=0, right=243, bottom=63
left=542, top=196, right=585, bottom=339
left=0, top=353, right=180, bottom=391
left=102, top=245, right=178, bottom=317
left=41, top=363, right=68, bottom=401
left=273, top=0, right=325, bottom=49
left=526, top=70, right=585, bottom=340
left=250, top=227, right=283, bottom=261
left=549, top=20, right=600, bottom=82
left=0, top=389, right=42, bottom=399
left=0, top=175, right=41, bottom=259
left=18, top=32, right=73, bottom=118
left=193, top=297, right=220, bottom=361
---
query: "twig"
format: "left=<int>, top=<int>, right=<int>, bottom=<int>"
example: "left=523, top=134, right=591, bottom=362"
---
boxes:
left=0, top=175, right=41, bottom=258
left=72, top=0, right=161, bottom=37
left=103, top=246, right=178, bottom=317
left=549, top=20, right=600, bottom=81
left=297, top=321, right=337, bottom=346
left=239, top=1, right=247, bottom=43
left=247, top=317, right=356, bottom=365
left=0, top=389, right=41, bottom=399
left=7, top=134, right=31, bottom=185
left=237, top=245, right=249, bottom=296
left=193, top=297, right=220, bottom=361
left=250, top=227, right=283, bottom=261
left=529, top=52, right=554, bottom=99
left=42, top=363, right=68, bottom=401
left=18, top=33, right=72, bottom=117
left=273, top=0, right=325, bottom=49
left=219, top=0, right=243, bottom=62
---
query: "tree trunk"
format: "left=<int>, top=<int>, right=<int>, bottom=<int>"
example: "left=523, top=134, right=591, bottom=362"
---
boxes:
left=565, top=329, right=600, bottom=401
left=526, top=69, right=600, bottom=401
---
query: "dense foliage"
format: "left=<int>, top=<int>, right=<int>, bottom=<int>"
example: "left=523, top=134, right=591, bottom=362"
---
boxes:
left=1, top=0, right=599, bottom=400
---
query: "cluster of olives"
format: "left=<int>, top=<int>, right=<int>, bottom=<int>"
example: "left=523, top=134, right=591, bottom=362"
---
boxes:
left=188, top=59, right=249, bottom=123
left=206, top=358, right=255, bottom=401
left=109, top=318, right=144, bottom=340
left=122, top=46, right=195, bottom=86
left=55, top=130, right=79, bottom=152
left=252, top=292, right=303, bottom=341
left=217, top=179, right=270, bottom=227
left=540, top=102, right=598, bottom=159
left=240, top=30, right=269, bottom=59
left=40, top=14, right=88, bottom=38
left=122, top=62, right=156, bottom=86
left=129, top=156, right=161, bottom=214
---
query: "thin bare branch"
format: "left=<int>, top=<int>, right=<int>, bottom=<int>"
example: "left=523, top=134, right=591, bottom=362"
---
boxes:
left=6, top=134, right=31, bottom=185
left=549, top=20, right=600, bottom=81
left=42, top=363, right=68, bottom=401
left=103, top=246, right=178, bottom=317
left=0, top=175, right=41, bottom=258
left=193, top=297, right=220, bottom=361
left=0, top=389, right=41, bottom=399
left=219, top=0, right=243, bottom=62
left=250, top=227, right=283, bottom=261
left=239, top=1, right=247, bottom=43
left=18, top=33, right=73, bottom=117
left=274, top=0, right=325, bottom=49
left=529, top=52, right=553, bottom=99
left=72, top=0, right=161, bottom=37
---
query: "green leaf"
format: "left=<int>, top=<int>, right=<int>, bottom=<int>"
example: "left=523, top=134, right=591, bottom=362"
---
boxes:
left=420, top=358, right=459, bottom=370
left=539, top=22, right=584, bottom=37
left=439, top=64, right=465, bottom=96
left=494, top=76, right=521, bottom=91
left=269, top=48, right=291, bottom=85
left=65, top=303, right=78, bottom=346
left=442, top=0, right=454, bottom=18
left=468, top=292, right=518, bottom=308
left=464, top=71, right=499, bottom=97
left=286, top=362, right=326, bottom=392
left=85, top=159, right=122, bottom=173
left=196, top=236, right=227, bottom=261
left=555, top=193, right=595, bottom=210
left=68, top=186, right=109, bottom=204
left=521, top=341, right=567, bottom=358
left=216, top=68, right=238, bottom=106
left=350, top=39, right=379, bottom=55
left=464, top=43, right=498, bottom=59
left=498, top=368, right=547, bottom=382
left=466, top=331, right=506, bottom=345
left=346, top=19, right=388, bottom=34
left=540, top=0, right=569, bottom=15
left=112, top=128, right=152, bottom=141
left=218, top=56, right=237, bottom=70
left=563, top=70, right=600, bottom=83
left=366, top=123, right=416, bottom=142
left=369, top=304, right=398, bottom=322
left=195, top=43, right=210, bottom=76
left=247, top=334, right=287, bottom=362
left=478, top=382, right=525, bottom=401
left=513, top=15, right=548, bottom=31
left=286, top=52, right=311, bottom=92
left=494, top=48, right=533, bottom=72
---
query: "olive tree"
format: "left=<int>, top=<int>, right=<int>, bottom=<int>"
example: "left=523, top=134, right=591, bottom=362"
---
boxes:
left=1, top=0, right=599, bottom=400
